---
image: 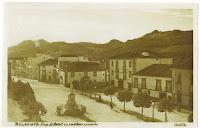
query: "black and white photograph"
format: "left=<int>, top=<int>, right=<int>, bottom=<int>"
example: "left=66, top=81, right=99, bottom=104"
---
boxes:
left=0, top=1, right=198, bottom=128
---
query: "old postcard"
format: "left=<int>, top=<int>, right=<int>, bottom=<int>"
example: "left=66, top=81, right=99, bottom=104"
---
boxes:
left=0, top=1, right=198, bottom=128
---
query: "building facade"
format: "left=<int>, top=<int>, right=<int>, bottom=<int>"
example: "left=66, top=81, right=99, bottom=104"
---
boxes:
left=38, top=59, right=58, bottom=82
left=26, top=53, right=54, bottom=79
left=109, top=50, right=172, bottom=89
left=132, top=64, right=173, bottom=101
left=8, top=57, right=27, bottom=78
left=171, top=60, right=193, bottom=110
left=62, top=62, right=108, bottom=88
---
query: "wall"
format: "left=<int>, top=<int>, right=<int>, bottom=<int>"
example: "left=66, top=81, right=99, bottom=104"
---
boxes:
left=39, top=65, right=58, bottom=81
left=132, top=75, right=172, bottom=99
left=172, top=69, right=193, bottom=108
left=66, top=70, right=107, bottom=84
left=27, top=54, right=54, bottom=79
left=58, top=56, right=88, bottom=65
left=109, top=59, right=133, bottom=89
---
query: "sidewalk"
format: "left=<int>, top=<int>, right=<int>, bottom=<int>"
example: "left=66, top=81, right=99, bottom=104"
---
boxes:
left=95, top=92, right=190, bottom=122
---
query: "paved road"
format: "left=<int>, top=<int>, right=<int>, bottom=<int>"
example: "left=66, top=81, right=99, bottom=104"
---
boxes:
left=17, top=77, right=143, bottom=122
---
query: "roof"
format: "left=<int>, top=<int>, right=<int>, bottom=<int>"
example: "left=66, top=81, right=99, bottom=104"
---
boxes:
left=110, top=50, right=170, bottom=59
left=59, top=54, right=78, bottom=57
left=65, top=62, right=106, bottom=72
left=172, top=58, right=193, bottom=70
left=39, top=59, right=58, bottom=66
left=133, top=64, right=172, bottom=78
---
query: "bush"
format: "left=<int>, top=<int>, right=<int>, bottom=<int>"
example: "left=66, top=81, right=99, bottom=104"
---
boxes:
left=188, top=113, right=193, bottom=122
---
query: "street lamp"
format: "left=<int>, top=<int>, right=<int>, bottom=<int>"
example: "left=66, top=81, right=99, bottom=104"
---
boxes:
left=94, top=86, right=97, bottom=98
left=38, top=110, right=42, bottom=122
left=152, top=101, right=155, bottom=122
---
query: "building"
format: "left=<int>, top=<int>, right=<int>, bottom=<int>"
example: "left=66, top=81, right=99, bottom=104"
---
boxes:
left=108, top=50, right=173, bottom=89
left=8, top=57, right=27, bottom=78
left=171, top=59, right=193, bottom=110
left=60, top=62, right=108, bottom=87
left=26, top=53, right=54, bottom=79
left=57, top=54, right=89, bottom=85
left=132, top=64, right=173, bottom=101
left=38, top=59, right=58, bottom=82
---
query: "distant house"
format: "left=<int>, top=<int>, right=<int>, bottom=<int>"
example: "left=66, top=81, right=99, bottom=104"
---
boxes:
left=61, top=62, right=108, bottom=87
left=26, top=53, right=54, bottom=79
left=108, top=50, right=173, bottom=90
left=38, top=59, right=58, bottom=82
left=171, top=59, right=193, bottom=110
left=132, top=64, right=173, bottom=101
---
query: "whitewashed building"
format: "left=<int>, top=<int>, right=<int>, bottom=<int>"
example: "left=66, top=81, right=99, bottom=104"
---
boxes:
left=108, top=50, right=173, bottom=90
left=132, top=64, right=173, bottom=101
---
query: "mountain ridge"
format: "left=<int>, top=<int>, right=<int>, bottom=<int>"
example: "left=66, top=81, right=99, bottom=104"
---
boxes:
left=8, top=30, right=193, bottom=60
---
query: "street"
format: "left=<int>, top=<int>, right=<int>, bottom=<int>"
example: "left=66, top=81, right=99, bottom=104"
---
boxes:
left=10, top=77, right=189, bottom=122
left=15, top=77, right=143, bottom=122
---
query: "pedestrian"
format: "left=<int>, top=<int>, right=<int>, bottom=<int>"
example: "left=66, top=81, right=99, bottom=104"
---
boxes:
left=110, top=103, right=113, bottom=110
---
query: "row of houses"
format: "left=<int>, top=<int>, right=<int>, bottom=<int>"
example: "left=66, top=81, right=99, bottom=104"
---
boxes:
left=8, top=50, right=193, bottom=110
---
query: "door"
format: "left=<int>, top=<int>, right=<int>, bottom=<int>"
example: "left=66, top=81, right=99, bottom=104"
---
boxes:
left=42, top=70, right=46, bottom=81
left=118, top=79, right=123, bottom=89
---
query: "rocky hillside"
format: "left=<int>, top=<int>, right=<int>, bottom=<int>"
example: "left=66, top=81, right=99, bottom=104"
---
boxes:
left=8, top=30, right=193, bottom=60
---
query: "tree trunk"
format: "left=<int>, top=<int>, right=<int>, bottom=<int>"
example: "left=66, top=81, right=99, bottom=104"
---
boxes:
left=142, top=107, right=143, bottom=116
left=124, top=101, right=126, bottom=112
left=165, top=111, right=167, bottom=122
left=110, top=95, right=112, bottom=105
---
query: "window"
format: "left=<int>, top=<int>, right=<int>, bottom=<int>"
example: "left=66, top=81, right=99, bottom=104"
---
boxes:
left=142, top=78, right=146, bottom=89
left=166, top=80, right=172, bottom=92
left=53, top=70, right=57, bottom=76
left=71, top=72, right=75, bottom=78
left=111, top=61, right=114, bottom=67
left=128, top=83, right=132, bottom=91
left=59, top=61, right=62, bottom=66
left=129, top=61, right=132, bottom=68
left=43, top=65, right=45, bottom=68
left=134, top=78, right=138, bottom=88
left=168, top=96, right=172, bottom=101
left=93, top=71, right=97, bottom=77
left=129, top=71, right=132, bottom=78
left=84, top=72, right=88, bottom=77
left=111, top=70, right=114, bottom=76
left=148, top=90, right=151, bottom=95
left=156, top=80, right=161, bottom=91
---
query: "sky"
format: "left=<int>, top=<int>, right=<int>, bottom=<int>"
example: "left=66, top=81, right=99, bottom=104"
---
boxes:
left=3, top=2, right=194, bottom=47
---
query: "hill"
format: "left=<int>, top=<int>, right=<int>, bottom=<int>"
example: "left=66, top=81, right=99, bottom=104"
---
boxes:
left=8, top=30, right=193, bottom=60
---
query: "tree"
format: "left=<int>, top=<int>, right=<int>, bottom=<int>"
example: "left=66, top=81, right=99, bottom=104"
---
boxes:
left=104, top=86, right=116, bottom=105
left=188, top=113, right=193, bottom=122
left=133, top=92, right=151, bottom=116
left=157, top=98, right=176, bottom=122
left=79, top=76, right=89, bottom=94
left=21, top=92, right=36, bottom=113
left=72, top=80, right=79, bottom=90
left=28, top=101, right=47, bottom=121
left=85, top=79, right=95, bottom=97
left=117, top=90, right=132, bottom=112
